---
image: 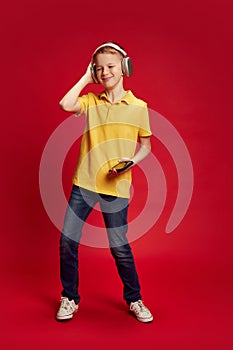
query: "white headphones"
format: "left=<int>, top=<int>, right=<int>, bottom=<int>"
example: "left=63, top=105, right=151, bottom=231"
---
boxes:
left=91, top=42, right=133, bottom=83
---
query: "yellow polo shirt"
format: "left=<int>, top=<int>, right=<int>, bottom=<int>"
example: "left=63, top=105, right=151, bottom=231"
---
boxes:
left=72, top=90, right=152, bottom=198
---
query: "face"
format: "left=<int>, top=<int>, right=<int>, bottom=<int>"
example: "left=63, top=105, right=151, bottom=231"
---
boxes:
left=94, top=53, right=123, bottom=89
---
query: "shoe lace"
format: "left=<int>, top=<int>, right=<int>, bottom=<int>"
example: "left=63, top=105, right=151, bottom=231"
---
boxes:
left=60, top=297, right=71, bottom=311
left=131, top=300, right=147, bottom=314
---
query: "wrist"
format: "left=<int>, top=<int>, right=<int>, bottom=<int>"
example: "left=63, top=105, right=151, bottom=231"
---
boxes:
left=81, top=73, right=91, bottom=85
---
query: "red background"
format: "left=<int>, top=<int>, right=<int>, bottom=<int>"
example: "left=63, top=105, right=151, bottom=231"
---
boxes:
left=1, top=0, right=233, bottom=349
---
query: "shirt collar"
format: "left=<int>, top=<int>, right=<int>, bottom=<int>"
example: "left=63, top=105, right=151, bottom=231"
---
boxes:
left=99, top=90, right=135, bottom=104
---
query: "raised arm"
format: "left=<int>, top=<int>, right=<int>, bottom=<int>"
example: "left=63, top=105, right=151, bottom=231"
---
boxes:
left=59, top=63, right=94, bottom=113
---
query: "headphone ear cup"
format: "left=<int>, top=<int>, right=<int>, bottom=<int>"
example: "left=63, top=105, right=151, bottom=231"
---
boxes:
left=91, top=64, right=99, bottom=84
left=122, top=57, right=133, bottom=77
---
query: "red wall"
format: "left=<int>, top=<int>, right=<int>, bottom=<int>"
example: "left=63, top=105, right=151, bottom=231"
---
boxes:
left=1, top=1, right=233, bottom=349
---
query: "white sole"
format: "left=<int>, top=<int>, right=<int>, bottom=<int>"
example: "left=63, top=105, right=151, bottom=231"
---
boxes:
left=56, top=309, right=78, bottom=321
left=137, top=315, right=153, bottom=323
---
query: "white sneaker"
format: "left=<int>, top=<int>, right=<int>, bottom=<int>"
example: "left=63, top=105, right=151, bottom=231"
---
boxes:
left=56, top=297, right=78, bottom=321
left=130, top=300, right=153, bottom=323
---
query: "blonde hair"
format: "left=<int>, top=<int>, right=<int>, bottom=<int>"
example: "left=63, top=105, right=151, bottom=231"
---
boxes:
left=92, top=44, right=124, bottom=63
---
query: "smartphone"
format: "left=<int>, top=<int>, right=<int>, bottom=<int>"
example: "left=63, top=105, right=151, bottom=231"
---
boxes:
left=109, top=161, right=134, bottom=175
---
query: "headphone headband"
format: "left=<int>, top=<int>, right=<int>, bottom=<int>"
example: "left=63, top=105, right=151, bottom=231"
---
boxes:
left=92, top=42, right=127, bottom=58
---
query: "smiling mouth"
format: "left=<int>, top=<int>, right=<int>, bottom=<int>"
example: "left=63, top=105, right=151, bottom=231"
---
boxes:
left=102, top=76, right=112, bottom=82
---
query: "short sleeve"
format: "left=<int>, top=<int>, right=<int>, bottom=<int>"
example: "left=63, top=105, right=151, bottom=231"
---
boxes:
left=138, top=104, right=152, bottom=137
left=77, top=94, right=89, bottom=114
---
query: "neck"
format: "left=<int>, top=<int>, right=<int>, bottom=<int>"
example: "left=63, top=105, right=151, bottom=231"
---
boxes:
left=105, top=81, right=126, bottom=103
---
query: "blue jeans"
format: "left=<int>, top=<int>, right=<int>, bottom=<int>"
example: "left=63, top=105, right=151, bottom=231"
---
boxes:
left=59, top=185, right=142, bottom=304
